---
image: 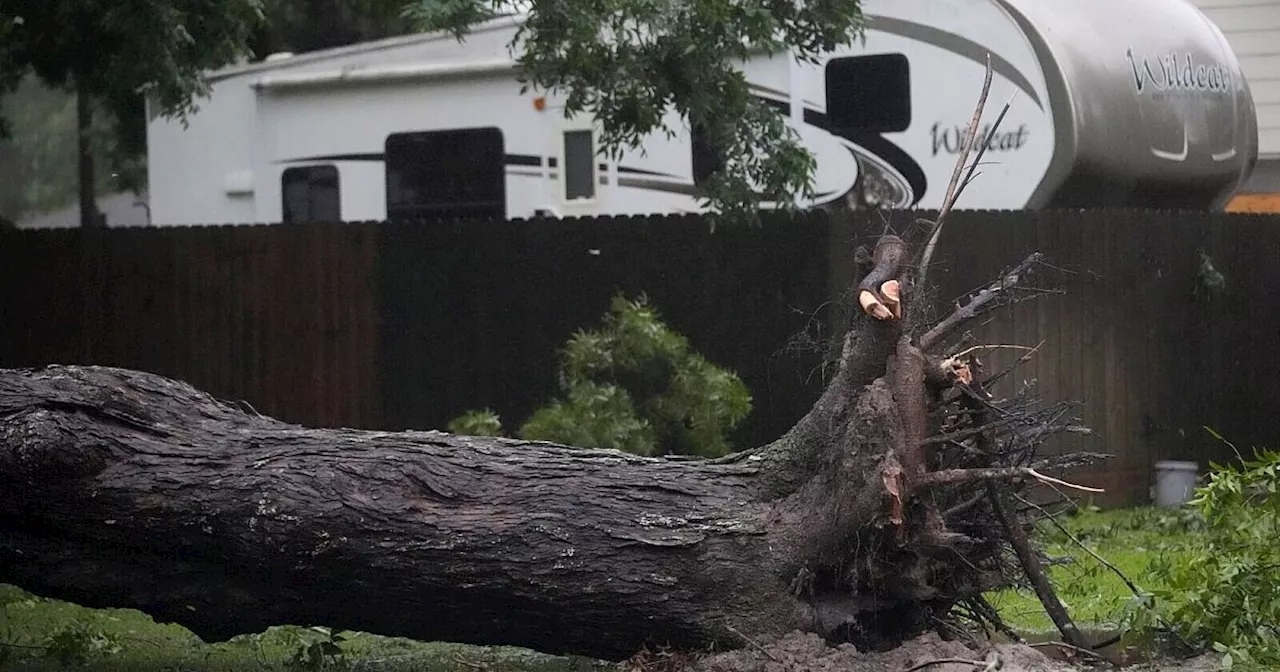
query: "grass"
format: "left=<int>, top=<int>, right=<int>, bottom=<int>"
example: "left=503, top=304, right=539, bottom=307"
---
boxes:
left=1, top=505, right=1204, bottom=670
left=0, top=584, right=611, bottom=671
left=984, top=504, right=1207, bottom=634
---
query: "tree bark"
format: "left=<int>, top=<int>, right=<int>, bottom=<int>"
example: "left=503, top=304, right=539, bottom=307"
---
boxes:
left=0, top=235, right=1072, bottom=661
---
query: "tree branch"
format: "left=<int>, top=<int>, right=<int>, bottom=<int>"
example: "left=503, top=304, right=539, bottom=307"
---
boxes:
left=918, top=467, right=1103, bottom=493
left=918, top=252, right=1044, bottom=351
left=857, top=235, right=908, bottom=320
left=916, top=54, right=993, bottom=287
left=987, top=485, right=1087, bottom=649
left=1012, top=493, right=1146, bottom=598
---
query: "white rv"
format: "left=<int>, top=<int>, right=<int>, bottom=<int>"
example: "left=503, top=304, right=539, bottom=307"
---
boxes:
left=145, top=0, right=1259, bottom=225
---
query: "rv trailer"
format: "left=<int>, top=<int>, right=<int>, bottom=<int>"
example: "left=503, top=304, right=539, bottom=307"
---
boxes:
left=145, top=0, right=1258, bottom=225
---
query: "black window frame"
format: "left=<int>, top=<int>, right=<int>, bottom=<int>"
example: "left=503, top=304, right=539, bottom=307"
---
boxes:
left=281, top=164, right=342, bottom=224
left=562, top=129, right=597, bottom=201
left=384, top=126, right=506, bottom=221
left=824, top=53, right=912, bottom=134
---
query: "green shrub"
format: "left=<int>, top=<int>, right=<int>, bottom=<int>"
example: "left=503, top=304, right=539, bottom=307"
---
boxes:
left=1138, top=431, right=1280, bottom=670
left=447, top=409, right=505, bottom=437
left=447, top=293, right=752, bottom=458
left=519, top=380, right=657, bottom=456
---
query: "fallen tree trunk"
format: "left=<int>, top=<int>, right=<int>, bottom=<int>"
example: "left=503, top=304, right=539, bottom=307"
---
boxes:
left=2, top=360, right=901, bottom=659
left=1, top=362, right=823, bottom=658
left=0, top=234, right=1085, bottom=662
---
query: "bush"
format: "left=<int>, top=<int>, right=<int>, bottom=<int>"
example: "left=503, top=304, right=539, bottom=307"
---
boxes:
left=447, top=409, right=505, bottom=437
left=1138, top=431, right=1280, bottom=670
left=448, top=293, right=752, bottom=458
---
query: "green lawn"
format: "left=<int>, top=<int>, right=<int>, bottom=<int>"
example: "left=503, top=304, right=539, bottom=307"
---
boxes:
left=984, top=504, right=1205, bottom=634
left=0, top=584, right=611, bottom=671
left=1, top=505, right=1201, bottom=670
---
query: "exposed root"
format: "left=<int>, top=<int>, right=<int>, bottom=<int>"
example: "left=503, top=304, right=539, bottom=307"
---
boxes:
left=989, top=485, right=1087, bottom=649
left=919, top=467, right=1104, bottom=494
left=906, top=653, right=1000, bottom=672
left=918, top=252, right=1047, bottom=351
left=1013, top=494, right=1146, bottom=597
left=793, top=56, right=1101, bottom=656
left=917, top=53, right=996, bottom=288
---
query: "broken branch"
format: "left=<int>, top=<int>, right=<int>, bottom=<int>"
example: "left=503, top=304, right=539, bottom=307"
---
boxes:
left=905, top=655, right=994, bottom=672
left=988, top=484, right=1088, bottom=649
left=950, top=91, right=1017, bottom=207
left=1013, top=493, right=1146, bottom=597
left=950, top=344, right=1040, bottom=359
left=919, top=467, right=1104, bottom=493
left=857, top=235, right=907, bottom=320
left=917, top=53, right=994, bottom=286
left=725, top=625, right=781, bottom=663
left=918, top=252, right=1044, bottom=351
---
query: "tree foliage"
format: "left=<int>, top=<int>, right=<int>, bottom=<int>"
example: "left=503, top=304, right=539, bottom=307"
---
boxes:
left=253, top=0, right=415, bottom=55
left=404, top=0, right=866, bottom=220
left=0, top=15, right=26, bottom=138
left=0, top=0, right=265, bottom=226
left=0, top=77, right=145, bottom=221
left=1, top=0, right=265, bottom=130
left=447, top=293, right=752, bottom=457
left=0, top=1, right=415, bottom=222
left=5, top=0, right=867, bottom=221
left=1137, top=433, right=1280, bottom=670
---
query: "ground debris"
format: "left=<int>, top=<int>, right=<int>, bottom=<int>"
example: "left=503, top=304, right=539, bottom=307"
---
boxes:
left=690, top=631, right=1079, bottom=672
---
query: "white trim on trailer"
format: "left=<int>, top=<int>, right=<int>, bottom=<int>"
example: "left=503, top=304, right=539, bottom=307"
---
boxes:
left=250, top=59, right=521, bottom=91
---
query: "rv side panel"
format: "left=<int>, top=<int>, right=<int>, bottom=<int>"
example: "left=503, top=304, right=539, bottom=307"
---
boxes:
left=256, top=72, right=550, bottom=222
left=812, top=0, right=1056, bottom=210
left=148, top=79, right=260, bottom=226
left=1002, top=0, right=1258, bottom=209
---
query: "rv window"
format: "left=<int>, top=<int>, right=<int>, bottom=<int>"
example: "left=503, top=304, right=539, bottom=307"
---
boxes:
left=691, top=124, right=722, bottom=187
left=282, top=165, right=341, bottom=223
left=563, top=130, right=596, bottom=200
left=825, top=54, right=911, bottom=133
left=385, top=127, right=506, bottom=220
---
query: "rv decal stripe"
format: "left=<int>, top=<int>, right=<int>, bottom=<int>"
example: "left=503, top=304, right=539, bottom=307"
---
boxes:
left=866, top=14, right=1044, bottom=111
left=278, top=153, right=548, bottom=167
left=278, top=153, right=385, bottom=164
left=279, top=151, right=687, bottom=183
left=749, top=83, right=790, bottom=104
left=506, top=154, right=542, bottom=167
left=743, top=90, right=928, bottom=205
left=804, top=108, right=928, bottom=206
left=617, top=166, right=679, bottom=178
left=617, top=177, right=700, bottom=197
left=759, top=97, right=790, bottom=115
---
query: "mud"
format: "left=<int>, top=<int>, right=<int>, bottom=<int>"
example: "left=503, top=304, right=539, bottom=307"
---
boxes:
left=676, top=631, right=1225, bottom=672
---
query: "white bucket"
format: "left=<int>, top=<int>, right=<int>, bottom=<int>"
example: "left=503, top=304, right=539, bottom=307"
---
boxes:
left=1153, top=460, right=1199, bottom=507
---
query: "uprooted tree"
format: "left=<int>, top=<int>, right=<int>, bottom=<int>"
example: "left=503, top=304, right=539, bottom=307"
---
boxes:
left=0, top=71, right=1106, bottom=662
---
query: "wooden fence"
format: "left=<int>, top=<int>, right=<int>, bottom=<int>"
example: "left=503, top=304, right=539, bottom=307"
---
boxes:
left=3, top=209, right=1279, bottom=505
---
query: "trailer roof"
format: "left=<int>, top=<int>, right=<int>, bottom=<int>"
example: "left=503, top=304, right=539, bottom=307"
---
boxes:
left=208, top=13, right=526, bottom=83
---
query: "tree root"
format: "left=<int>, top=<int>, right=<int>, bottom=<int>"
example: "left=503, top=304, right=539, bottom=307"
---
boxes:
left=919, top=467, right=1103, bottom=493
left=989, top=484, right=1087, bottom=649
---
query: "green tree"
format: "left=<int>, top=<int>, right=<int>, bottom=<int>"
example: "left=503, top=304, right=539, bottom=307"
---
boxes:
left=1, top=1, right=415, bottom=224
left=0, top=76, right=145, bottom=223
left=1135, top=436, right=1280, bottom=670
left=252, top=0, right=414, bottom=55
left=448, top=294, right=753, bottom=458
left=404, top=0, right=866, bottom=221
left=1, top=0, right=266, bottom=226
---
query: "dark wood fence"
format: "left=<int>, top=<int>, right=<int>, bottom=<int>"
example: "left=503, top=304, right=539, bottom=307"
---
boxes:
left=3, top=209, right=1279, bottom=505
